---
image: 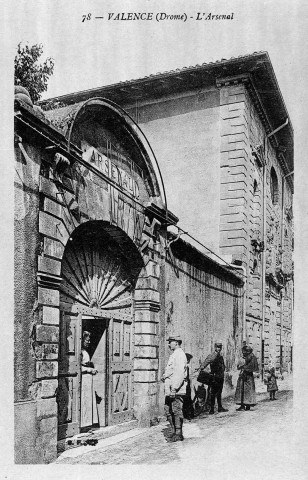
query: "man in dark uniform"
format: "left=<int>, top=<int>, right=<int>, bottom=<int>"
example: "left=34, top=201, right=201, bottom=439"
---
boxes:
left=200, top=342, right=228, bottom=414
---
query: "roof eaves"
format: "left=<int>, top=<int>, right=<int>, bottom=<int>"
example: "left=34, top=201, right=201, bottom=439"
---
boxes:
left=41, top=51, right=269, bottom=107
left=168, top=233, right=244, bottom=286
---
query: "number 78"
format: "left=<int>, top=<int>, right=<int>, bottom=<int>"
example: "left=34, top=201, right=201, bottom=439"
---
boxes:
left=82, top=13, right=92, bottom=22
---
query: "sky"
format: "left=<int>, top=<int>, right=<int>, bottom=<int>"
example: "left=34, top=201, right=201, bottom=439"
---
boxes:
left=7, top=0, right=308, bottom=210
left=8, top=0, right=307, bottom=122
left=2, top=0, right=308, bottom=474
left=7, top=0, right=307, bottom=208
left=8, top=0, right=307, bottom=277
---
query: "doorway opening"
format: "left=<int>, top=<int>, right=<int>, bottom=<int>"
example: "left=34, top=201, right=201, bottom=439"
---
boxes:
left=80, top=316, right=108, bottom=432
left=57, top=221, right=142, bottom=441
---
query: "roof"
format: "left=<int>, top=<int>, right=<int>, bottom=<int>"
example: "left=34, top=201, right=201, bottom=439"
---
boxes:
left=41, top=52, right=290, bottom=119
left=167, top=232, right=244, bottom=287
left=42, top=52, right=271, bottom=104
left=41, top=52, right=293, bottom=178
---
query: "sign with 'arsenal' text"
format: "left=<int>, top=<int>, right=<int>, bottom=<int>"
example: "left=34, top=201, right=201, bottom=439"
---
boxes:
left=82, top=142, right=140, bottom=199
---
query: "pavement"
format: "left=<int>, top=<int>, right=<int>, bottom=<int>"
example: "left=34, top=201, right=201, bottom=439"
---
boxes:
left=53, top=374, right=307, bottom=478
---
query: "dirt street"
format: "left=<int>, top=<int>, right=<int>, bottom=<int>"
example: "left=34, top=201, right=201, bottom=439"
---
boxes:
left=54, top=378, right=306, bottom=479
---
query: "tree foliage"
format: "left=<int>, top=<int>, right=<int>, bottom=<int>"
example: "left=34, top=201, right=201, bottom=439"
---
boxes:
left=14, top=43, right=54, bottom=103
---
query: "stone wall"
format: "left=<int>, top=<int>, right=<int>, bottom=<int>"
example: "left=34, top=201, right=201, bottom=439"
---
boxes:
left=14, top=106, right=166, bottom=463
left=15, top=141, right=58, bottom=463
left=133, top=237, right=164, bottom=424
left=217, top=80, right=293, bottom=371
left=218, top=82, right=251, bottom=267
left=123, top=77, right=293, bottom=374
left=248, top=92, right=293, bottom=371
left=164, top=239, right=244, bottom=395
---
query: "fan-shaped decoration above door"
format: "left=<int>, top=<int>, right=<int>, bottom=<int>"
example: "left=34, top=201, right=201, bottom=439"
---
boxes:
left=61, top=234, right=134, bottom=310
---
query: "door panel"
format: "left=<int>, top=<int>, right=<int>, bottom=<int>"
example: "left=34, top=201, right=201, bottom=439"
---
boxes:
left=58, top=376, right=73, bottom=424
left=109, top=316, right=134, bottom=425
left=123, top=323, right=131, bottom=357
left=86, top=317, right=108, bottom=427
left=57, top=312, right=81, bottom=440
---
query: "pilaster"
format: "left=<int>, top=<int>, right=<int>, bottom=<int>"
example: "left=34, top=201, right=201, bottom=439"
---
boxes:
left=217, top=77, right=250, bottom=265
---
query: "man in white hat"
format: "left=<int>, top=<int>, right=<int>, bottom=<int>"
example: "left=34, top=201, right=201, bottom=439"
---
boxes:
left=161, top=335, right=187, bottom=442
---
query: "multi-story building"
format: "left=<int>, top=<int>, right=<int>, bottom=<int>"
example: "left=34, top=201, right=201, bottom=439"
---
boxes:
left=14, top=86, right=243, bottom=463
left=14, top=51, right=293, bottom=463
left=44, top=51, right=293, bottom=376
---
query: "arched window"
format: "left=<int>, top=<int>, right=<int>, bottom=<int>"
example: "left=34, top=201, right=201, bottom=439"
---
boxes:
left=270, top=167, right=279, bottom=205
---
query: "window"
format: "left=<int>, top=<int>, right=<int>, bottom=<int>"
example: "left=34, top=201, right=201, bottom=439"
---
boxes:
left=270, top=167, right=279, bottom=205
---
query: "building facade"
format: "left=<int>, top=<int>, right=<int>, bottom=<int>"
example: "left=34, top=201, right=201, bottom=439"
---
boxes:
left=15, top=52, right=293, bottom=464
left=15, top=89, right=243, bottom=463
left=45, top=52, right=293, bottom=377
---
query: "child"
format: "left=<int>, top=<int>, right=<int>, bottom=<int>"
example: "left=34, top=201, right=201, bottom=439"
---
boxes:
left=267, top=367, right=278, bottom=400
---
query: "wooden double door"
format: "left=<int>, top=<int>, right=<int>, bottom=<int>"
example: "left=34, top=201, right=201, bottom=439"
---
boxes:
left=57, top=308, right=134, bottom=440
left=57, top=231, right=135, bottom=440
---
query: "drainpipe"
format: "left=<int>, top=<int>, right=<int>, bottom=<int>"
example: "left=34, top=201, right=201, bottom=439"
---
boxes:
left=291, top=279, right=294, bottom=371
left=261, top=118, right=290, bottom=379
left=229, top=265, right=247, bottom=344
left=267, top=118, right=289, bottom=139
left=279, top=173, right=285, bottom=375
left=284, top=170, right=294, bottom=179
left=280, top=169, right=293, bottom=374
left=261, top=153, right=267, bottom=380
left=281, top=171, right=294, bottom=264
left=279, top=291, right=284, bottom=374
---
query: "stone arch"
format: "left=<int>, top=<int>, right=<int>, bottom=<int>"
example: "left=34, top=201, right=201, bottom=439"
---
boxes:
left=48, top=97, right=167, bottom=208
left=57, top=221, right=146, bottom=438
left=36, top=98, right=168, bottom=442
left=39, top=208, right=164, bottom=438
left=61, top=220, right=144, bottom=301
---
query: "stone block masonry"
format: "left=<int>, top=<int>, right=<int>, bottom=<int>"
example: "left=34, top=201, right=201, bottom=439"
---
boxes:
left=38, top=287, right=59, bottom=307
left=42, top=306, right=60, bottom=325
left=36, top=361, right=58, bottom=379
left=133, top=274, right=161, bottom=419
left=40, top=379, right=58, bottom=398
left=35, top=344, right=58, bottom=361
left=36, top=400, right=58, bottom=463
left=219, top=83, right=251, bottom=264
left=36, top=324, right=59, bottom=343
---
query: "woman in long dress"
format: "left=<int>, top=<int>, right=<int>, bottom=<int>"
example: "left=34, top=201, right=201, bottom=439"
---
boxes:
left=235, top=346, right=259, bottom=411
left=81, top=331, right=98, bottom=428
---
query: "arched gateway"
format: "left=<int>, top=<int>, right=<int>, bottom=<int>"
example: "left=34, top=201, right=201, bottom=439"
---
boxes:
left=58, top=222, right=143, bottom=439
left=36, top=98, right=173, bottom=445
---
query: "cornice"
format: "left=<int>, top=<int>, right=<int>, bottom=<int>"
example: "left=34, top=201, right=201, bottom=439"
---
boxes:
left=134, top=299, right=161, bottom=312
left=37, top=272, right=62, bottom=290
left=216, top=73, right=275, bottom=138
left=14, top=100, right=82, bottom=162
left=216, top=73, right=293, bottom=192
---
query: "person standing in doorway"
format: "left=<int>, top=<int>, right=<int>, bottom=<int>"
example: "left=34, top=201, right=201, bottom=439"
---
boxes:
left=235, top=345, right=259, bottom=411
left=81, top=331, right=98, bottom=428
left=161, top=335, right=187, bottom=442
left=200, top=342, right=228, bottom=414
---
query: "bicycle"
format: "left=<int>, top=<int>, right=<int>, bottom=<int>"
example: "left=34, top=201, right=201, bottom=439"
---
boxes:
left=192, top=383, right=211, bottom=417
